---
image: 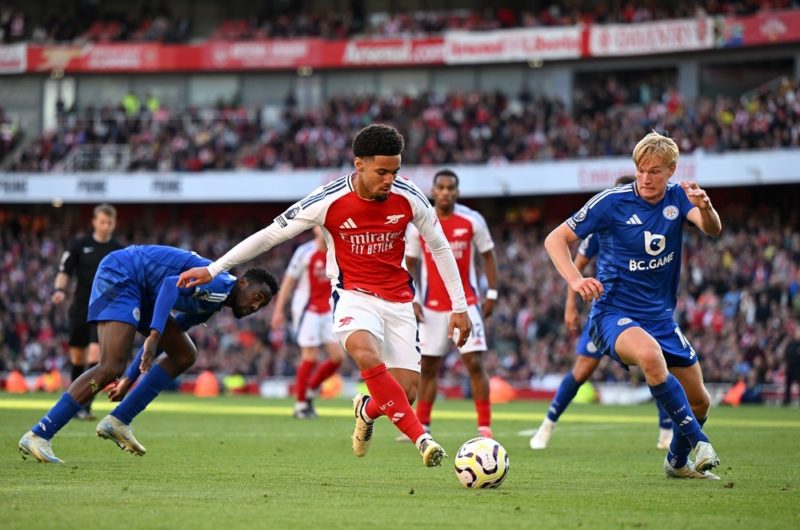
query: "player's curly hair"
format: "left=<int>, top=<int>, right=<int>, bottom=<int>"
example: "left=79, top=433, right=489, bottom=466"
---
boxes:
left=352, top=124, right=405, bottom=158
left=244, top=268, right=280, bottom=297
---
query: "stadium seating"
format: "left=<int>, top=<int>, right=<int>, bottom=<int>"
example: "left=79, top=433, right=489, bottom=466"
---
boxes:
left=1, top=200, right=796, bottom=391
left=7, top=78, right=799, bottom=173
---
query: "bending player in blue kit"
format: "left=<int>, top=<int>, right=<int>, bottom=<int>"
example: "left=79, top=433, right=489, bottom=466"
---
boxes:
left=544, top=132, right=722, bottom=479
left=531, top=176, right=674, bottom=450
left=18, top=245, right=278, bottom=463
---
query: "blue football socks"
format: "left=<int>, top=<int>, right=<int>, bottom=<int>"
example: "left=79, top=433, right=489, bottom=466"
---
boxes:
left=668, top=416, right=707, bottom=469
left=650, top=375, right=709, bottom=468
left=657, top=401, right=673, bottom=430
left=31, top=393, right=83, bottom=440
left=546, top=372, right=583, bottom=422
left=111, top=364, right=175, bottom=425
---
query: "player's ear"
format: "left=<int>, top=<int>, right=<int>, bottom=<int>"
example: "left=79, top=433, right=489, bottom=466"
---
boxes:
left=354, top=157, right=364, bottom=172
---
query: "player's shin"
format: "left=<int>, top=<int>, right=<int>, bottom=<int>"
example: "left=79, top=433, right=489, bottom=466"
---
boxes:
left=31, top=393, right=84, bottom=440
left=649, top=375, right=709, bottom=447
left=111, top=364, right=174, bottom=425
left=361, top=364, right=427, bottom=442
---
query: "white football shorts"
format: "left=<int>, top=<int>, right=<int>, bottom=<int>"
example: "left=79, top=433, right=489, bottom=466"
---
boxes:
left=331, top=288, right=421, bottom=372
left=418, top=304, right=486, bottom=357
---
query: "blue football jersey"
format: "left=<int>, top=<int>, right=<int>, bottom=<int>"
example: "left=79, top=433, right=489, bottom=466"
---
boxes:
left=566, top=182, right=695, bottom=319
left=114, top=245, right=236, bottom=319
left=577, top=233, right=599, bottom=260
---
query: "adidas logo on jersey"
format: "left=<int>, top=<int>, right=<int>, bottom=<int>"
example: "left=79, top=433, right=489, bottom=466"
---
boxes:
left=339, top=218, right=358, bottom=229
left=626, top=214, right=643, bottom=225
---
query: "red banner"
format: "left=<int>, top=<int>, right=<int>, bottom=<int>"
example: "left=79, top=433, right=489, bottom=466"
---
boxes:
left=4, top=10, right=800, bottom=75
left=717, top=10, right=800, bottom=47
left=21, top=38, right=445, bottom=73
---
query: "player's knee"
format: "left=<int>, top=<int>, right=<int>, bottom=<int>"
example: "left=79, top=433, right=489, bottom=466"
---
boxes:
left=94, top=361, right=126, bottom=383
left=462, top=353, right=483, bottom=375
left=405, top=385, right=418, bottom=405
left=176, top=343, right=197, bottom=371
left=638, top=349, right=668, bottom=381
left=690, top=388, right=711, bottom=416
left=420, top=361, right=438, bottom=380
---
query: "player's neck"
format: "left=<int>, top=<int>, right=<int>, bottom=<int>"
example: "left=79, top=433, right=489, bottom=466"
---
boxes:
left=351, top=174, right=374, bottom=201
left=436, top=206, right=455, bottom=218
left=92, top=232, right=111, bottom=243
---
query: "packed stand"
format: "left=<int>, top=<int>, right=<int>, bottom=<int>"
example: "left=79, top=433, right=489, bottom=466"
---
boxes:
left=4, top=1, right=796, bottom=45
left=1, top=200, right=798, bottom=397
left=8, top=76, right=800, bottom=173
left=2, top=3, right=190, bottom=45
left=210, top=1, right=800, bottom=41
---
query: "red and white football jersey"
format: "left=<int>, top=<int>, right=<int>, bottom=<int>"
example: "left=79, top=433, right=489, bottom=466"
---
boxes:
left=406, top=203, right=495, bottom=311
left=209, top=173, right=467, bottom=311
left=285, top=240, right=331, bottom=315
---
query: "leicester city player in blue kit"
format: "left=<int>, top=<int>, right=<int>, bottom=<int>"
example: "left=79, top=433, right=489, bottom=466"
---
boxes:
left=19, top=245, right=278, bottom=463
left=531, top=176, right=674, bottom=451
left=544, top=131, right=722, bottom=479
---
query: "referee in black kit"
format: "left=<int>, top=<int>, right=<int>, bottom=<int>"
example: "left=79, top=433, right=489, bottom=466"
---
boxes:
left=52, top=204, right=123, bottom=420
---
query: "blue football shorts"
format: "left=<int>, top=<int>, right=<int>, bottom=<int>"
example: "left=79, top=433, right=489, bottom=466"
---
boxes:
left=87, top=254, right=149, bottom=332
left=589, top=310, right=698, bottom=369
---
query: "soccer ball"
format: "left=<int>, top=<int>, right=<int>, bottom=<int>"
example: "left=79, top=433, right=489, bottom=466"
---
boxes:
left=453, top=437, right=509, bottom=489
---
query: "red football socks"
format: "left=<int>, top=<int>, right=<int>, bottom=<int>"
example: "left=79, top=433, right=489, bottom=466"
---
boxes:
left=475, top=399, right=491, bottom=429
left=295, top=359, right=316, bottom=401
left=361, top=363, right=425, bottom=442
left=309, top=359, right=341, bottom=391
left=416, top=399, right=433, bottom=427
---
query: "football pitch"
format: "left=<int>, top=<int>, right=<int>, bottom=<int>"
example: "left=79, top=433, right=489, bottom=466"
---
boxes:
left=1, top=394, right=798, bottom=530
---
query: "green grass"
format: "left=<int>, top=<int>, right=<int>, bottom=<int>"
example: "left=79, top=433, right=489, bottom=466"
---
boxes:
left=1, top=393, right=798, bottom=529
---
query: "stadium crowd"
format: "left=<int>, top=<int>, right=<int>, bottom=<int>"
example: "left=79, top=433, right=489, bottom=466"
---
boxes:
left=1, top=200, right=797, bottom=396
left=3, top=1, right=797, bottom=44
left=8, top=77, right=800, bottom=173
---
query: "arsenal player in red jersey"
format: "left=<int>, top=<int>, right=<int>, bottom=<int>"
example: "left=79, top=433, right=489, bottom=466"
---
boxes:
left=405, top=169, right=499, bottom=439
left=178, top=124, right=471, bottom=468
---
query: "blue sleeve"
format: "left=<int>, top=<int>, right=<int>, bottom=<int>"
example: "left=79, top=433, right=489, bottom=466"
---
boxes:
left=566, top=192, right=612, bottom=240
left=578, top=233, right=599, bottom=259
left=149, top=275, right=194, bottom=335
left=175, top=312, right=215, bottom=329
left=675, top=184, right=695, bottom=218
left=125, top=347, right=148, bottom=381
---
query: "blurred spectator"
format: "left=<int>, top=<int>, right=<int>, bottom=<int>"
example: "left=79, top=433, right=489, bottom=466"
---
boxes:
left=779, top=322, right=800, bottom=404
left=1, top=197, right=797, bottom=390
left=9, top=77, right=800, bottom=173
left=5, top=1, right=799, bottom=44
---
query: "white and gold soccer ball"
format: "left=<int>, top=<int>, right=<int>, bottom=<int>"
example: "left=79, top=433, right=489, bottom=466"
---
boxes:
left=453, top=437, right=509, bottom=489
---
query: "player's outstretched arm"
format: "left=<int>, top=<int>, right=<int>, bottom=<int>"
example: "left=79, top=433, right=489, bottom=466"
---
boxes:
left=682, top=181, right=722, bottom=237
left=180, top=202, right=319, bottom=288
left=545, top=223, right=603, bottom=303
left=178, top=266, right=211, bottom=288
